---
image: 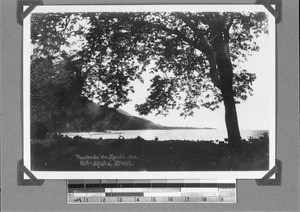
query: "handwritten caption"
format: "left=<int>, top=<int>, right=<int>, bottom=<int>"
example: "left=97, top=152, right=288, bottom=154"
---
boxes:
left=75, top=154, right=138, bottom=168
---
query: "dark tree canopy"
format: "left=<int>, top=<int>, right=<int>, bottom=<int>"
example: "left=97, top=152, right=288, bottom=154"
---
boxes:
left=79, top=12, right=267, bottom=115
left=30, top=10, right=269, bottom=144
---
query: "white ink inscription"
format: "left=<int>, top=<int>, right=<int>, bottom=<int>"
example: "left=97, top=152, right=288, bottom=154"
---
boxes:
left=75, top=154, right=137, bottom=168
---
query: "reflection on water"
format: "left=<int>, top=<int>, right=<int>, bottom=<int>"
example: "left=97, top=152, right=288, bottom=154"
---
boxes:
left=62, top=129, right=268, bottom=142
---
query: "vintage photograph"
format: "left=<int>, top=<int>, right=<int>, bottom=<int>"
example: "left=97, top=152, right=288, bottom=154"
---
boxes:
left=23, top=5, right=276, bottom=179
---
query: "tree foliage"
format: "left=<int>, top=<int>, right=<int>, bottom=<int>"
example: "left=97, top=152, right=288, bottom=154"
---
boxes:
left=31, top=13, right=89, bottom=137
left=30, top=10, right=269, bottom=141
left=79, top=11, right=268, bottom=116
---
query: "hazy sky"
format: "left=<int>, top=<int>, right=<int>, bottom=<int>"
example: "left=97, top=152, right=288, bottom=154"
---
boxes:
left=119, top=32, right=275, bottom=130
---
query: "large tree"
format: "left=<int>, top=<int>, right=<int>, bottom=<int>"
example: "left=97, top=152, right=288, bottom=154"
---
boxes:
left=31, top=11, right=268, bottom=145
left=31, top=13, right=89, bottom=137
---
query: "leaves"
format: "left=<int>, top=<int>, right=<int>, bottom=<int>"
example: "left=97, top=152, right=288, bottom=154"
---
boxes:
left=232, top=70, right=257, bottom=102
left=31, top=10, right=269, bottom=122
left=135, top=75, right=177, bottom=116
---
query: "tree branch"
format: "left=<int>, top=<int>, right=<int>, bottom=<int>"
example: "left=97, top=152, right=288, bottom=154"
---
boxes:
left=222, top=13, right=234, bottom=42
left=170, top=13, right=221, bottom=88
left=137, top=14, right=221, bottom=89
left=136, top=20, right=195, bottom=48
left=226, top=13, right=235, bottom=31
left=174, top=13, right=211, bottom=54
left=222, top=12, right=229, bottom=23
left=60, top=15, right=71, bottom=34
left=207, top=53, right=221, bottom=89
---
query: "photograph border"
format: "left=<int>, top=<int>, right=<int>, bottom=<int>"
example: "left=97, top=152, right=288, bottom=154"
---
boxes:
left=23, top=4, right=276, bottom=180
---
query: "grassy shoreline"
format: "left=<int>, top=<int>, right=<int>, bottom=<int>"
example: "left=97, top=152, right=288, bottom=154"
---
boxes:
left=31, top=133, right=269, bottom=171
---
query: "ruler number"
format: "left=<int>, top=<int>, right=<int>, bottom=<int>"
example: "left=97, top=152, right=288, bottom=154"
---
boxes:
left=74, top=198, right=81, bottom=202
left=168, top=197, right=173, bottom=202
left=117, top=197, right=123, bottom=202
left=202, top=196, right=207, bottom=202
left=151, top=197, right=156, bottom=202
left=134, top=197, right=140, bottom=202
left=100, top=197, right=106, bottom=202
left=219, top=196, right=224, bottom=202
left=185, top=197, right=190, bottom=202
left=74, top=197, right=88, bottom=203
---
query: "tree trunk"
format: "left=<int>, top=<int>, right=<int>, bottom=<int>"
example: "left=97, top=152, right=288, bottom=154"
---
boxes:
left=222, top=87, right=241, bottom=146
left=212, top=41, right=242, bottom=146
left=216, top=47, right=242, bottom=146
left=215, top=49, right=242, bottom=146
left=206, top=20, right=242, bottom=146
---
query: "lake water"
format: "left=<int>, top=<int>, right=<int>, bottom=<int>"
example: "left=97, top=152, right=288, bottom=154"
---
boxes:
left=62, top=129, right=267, bottom=142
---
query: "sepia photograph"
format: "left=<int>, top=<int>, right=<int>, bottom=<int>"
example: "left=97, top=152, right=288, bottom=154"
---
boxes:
left=23, top=5, right=276, bottom=179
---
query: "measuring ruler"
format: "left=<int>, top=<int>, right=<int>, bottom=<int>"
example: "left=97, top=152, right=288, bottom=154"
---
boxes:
left=67, top=179, right=236, bottom=204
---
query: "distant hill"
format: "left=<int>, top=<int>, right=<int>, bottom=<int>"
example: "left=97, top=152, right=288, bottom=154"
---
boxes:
left=32, top=100, right=215, bottom=138
left=116, top=108, right=132, bottom=116
left=60, top=102, right=163, bottom=132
